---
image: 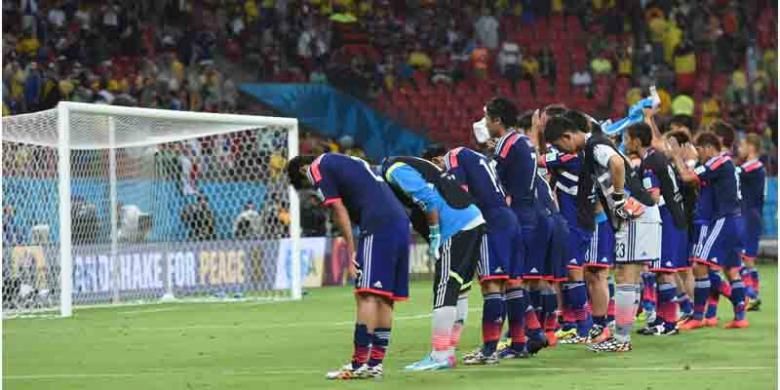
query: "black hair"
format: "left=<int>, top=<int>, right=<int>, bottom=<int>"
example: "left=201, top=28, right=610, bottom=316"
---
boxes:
left=517, top=111, right=533, bottom=131
left=670, top=114, right=694, bottom=131
left=543, top=116, right=579, bottom=143
left=286, top=155, right=317, bottom=190
left=626, top=122, right=652, bottom=147
left=421, top=145, right=446, bottom=160
left=666, top=129, right=691, bottom=145
left=562, top=110, right=591, bottom=133
left=695, top=132, right=722, bottom=150
left=485, top=97, right=519, bottom=128
left=543, top=104, right=568, bottom=117
left=711, top=120, right=736, bottom=148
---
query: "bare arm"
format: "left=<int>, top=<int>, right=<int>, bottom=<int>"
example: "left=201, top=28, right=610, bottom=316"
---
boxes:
left=644, top=108, right=666, bottom=153
left=329, top=201, right=356, bottom=276
left=609, top=154, right=626, bottom=194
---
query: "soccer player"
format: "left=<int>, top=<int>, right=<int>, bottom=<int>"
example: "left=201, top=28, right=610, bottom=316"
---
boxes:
left=624, top=121, right=688, bottom=336
left=544, top=115, right=662, bottom=352
left=286, top=153, right=410, bottom=380
left=435, top=146, right=524, bottom=364
left=381, top=156, right=486, bottom=371
left=484, top=97, right=548, bottom=357
left=737, top=134, right=765, bottom=310
left=672, top=133, right=748, bottom=329
left=541, top=110, right=607, bottom=345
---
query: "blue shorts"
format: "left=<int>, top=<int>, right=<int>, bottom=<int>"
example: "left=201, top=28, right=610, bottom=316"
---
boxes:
left=355, top=221, right=411, bottom=300
left=697, top=215, right=744, bottom=270
left=585, top=219, right=615, bottom=268
left=689, top=222, right=706, bottom=261
left=479, top=207, right=524, bottom=281
left=650, top=207, right=689, bottom=272
left=741, top=208, right=762, bottom=259
left=566, top=224, right=592, bottom=269
left=519, top=211, right=553, bottom=280
left=548, top=213, right=571, bottom=281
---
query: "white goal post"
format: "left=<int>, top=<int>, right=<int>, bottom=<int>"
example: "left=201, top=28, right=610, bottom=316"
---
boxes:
left=2, top=102, right=302, bottom=317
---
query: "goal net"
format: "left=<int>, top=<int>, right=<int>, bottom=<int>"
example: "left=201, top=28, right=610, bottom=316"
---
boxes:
left=2, top=102, right=301, bottom=317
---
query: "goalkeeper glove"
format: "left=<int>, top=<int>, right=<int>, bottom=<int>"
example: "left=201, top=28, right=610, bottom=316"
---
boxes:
left=428, top=224, right=441, bottom=260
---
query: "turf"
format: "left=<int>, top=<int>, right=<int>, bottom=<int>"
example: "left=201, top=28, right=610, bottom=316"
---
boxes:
left=4, top=265, right=777, bottom=390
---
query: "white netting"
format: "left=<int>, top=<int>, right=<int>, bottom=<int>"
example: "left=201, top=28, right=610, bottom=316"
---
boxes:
left=2, top=104, right=299, bottom=316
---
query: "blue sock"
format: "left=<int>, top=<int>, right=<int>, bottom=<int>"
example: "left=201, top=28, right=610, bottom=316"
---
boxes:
left=505, top=288, right=526, bottom=351
left=541, top=288, right=558, bottom=331
left=641, top=272, right=657, bottom=313
left=352, top=324, right=372, bottom=369
left=693, top=278, right=711, bottom=321
left=676, top=293, right=694, bottom=315
left=368, top=328, right=391, bottom=367
left=730, top=279, right=746, bottom=321
left=564, top=282, right=590, bottom=337
left=481, top=293, right=504, bottom=354
left=529, top=289, right=542, bottom=322
left=607, top=278, right=615, bottom=323
left=657, top=283, right=678, bottom=330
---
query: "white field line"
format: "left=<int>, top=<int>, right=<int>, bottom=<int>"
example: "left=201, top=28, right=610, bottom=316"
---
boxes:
left=5, top=366, right=774, bottom=380
left=4, top=309, right=478, bottom=334
left=117, top=308, right=180, bottom=315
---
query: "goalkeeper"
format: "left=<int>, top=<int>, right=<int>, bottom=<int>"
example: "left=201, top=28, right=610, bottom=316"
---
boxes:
left=382, top=156, right=486, bottom=372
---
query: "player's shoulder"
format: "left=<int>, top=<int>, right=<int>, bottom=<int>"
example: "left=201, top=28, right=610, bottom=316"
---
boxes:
left=704, top=153, right=732, bottom=170
left=740, top=159, right=765, bottom=174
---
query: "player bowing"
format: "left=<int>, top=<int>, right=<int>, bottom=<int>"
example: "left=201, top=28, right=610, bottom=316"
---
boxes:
left=544, top=115, right=662, bottom=353
left=381, top=156, right=487, bottom=371
left=287, top=153, right=410, bottom=380
left=434, top=146, right=525, bottom=364
left=624, top=121, right=688, bottom=336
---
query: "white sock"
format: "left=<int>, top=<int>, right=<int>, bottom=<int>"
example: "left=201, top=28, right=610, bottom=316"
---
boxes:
left=431, top=306, right=456, bottom=361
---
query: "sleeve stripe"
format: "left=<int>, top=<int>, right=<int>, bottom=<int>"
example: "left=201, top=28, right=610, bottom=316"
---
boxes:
left=742, top=161, right=763, bottom=172
left=560, top=154, right=577, bottom=162
left=322, top=197, right=342, bottom=206
left=707, top=156, right=730, bottom=171
left=448, top=147, right=462, bottom=169
left=309, top=154, right=325, bottom=183
left=499, top=134, right=519, bottom=159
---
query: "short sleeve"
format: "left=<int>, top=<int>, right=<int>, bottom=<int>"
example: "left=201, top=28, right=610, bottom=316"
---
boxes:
left=593, top=145, right=618, bottom=168
left=308, top=156, right=341, bottom=206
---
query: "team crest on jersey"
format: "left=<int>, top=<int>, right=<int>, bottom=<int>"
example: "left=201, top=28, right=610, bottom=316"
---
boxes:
left=694, top=165, right=707, bottom=175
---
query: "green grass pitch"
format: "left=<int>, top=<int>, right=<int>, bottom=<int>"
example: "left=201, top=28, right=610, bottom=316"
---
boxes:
left=4, top=266, right=777, bottom=390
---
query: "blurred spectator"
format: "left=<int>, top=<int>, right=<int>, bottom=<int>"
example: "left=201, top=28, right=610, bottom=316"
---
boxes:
left=590, top=52, right=613, bottom=75
left=699, top=92, right=721, bottom=128
left=571, top=66, right=593, bottom=95
left=471, top=44, right=489, bottom=79
left=3, top=205, right=22, bottom=246
left=725, top=68, right=749, bottom=105
left=498, top=42, right=521, bottom=85
left=431, top=50, right=453, bottom=84
left=673, top=40, right=696, bottom=93
left=474, top=8, right=499, bottom=50
left=301, top=191, right=327, bottom=237
left=407, top=43, right=432, bottom=70
left=181, top=195, right=215, bottom=241
left=521, top=52, right=539, bottom=95
left=617, top=46, right=633, bottom=78
left=538, top=46, right=557, bottom=90
left=233, top=201, right=263, bottom=240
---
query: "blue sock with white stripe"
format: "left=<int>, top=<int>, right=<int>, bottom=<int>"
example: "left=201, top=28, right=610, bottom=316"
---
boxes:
left=729, top=279, right=746, bottom=321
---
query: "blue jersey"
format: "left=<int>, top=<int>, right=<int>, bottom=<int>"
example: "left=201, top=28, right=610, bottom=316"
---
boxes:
left=535, top=173, right=558, bottom=214
left=493, top=131, right=538, bottom=223
left=542, top=147, right=581, bottom=225
left=693, top=153, right=741, bottom=218
left=738, top=159, right=766, bottom=212
left=308, top=153, right=408, bottom=232
left=443, top=147, right=506, bottom=211
left=385, top=162, right=483, bottom=242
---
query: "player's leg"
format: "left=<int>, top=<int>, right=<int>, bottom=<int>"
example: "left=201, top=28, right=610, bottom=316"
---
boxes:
left=722, top=216, right=748, bottom=328
left=680, top=222, right=718, bottom=330
left=365, top=225, right=411, bottom=378
left=407, top=225, right=483, bottom=371
left=590, top=210, right=661, bottom=352
left=639, top=267, right=657, bottom=326
left=558, top=224, right=591, bottom=344
left=543, top=214, right=571, bottom=346
left=742, top=209, right=762, bottom=310
left=675, top=268, right=695, bottom=322
left=499, top=225, right=529, bottom=359
left=465, top=228, right=510, bottom=364
left=584, top=218, right=614, bottom=344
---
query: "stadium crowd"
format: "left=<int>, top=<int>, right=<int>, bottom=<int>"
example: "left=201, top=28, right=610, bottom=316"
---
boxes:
left=3, top=1, right=776, bottom=161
